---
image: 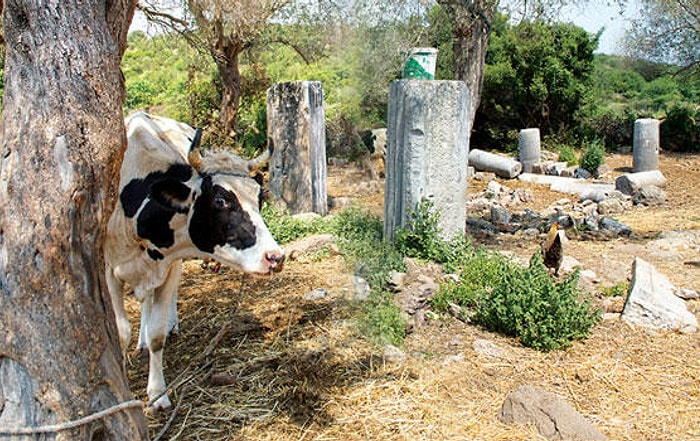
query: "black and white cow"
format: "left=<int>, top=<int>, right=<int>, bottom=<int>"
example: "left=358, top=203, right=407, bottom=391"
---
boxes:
left=105, top=112, right=284, bottom=410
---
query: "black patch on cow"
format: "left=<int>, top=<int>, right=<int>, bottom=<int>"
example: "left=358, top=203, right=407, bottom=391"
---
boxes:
left=189, top=175, right=257, bottom=253
left=120, top=163, right=193, bottom=249
left=147, top=248, right=165, bottom=261
left=120, top=164, right=193, bottom=218
left=150, top=179, right=193, bottom=213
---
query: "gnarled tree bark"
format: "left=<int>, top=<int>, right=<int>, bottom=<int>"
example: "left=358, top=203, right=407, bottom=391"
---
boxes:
left=0, top=1, right=147, bottom=439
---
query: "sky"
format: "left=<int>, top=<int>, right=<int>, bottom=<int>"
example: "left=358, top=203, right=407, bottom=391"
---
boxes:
left=560, top=0, right=641, bottom=55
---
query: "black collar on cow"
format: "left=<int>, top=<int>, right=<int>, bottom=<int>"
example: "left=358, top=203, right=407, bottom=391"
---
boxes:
left=197, top=169, right=255, bottom=180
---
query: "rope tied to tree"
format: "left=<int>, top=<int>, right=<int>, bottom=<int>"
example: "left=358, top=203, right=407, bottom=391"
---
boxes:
left=0, top=399, right=144, bottom=435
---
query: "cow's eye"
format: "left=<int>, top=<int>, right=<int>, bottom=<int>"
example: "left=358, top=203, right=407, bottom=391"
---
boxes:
left=214, top=197, right=229, bottom=209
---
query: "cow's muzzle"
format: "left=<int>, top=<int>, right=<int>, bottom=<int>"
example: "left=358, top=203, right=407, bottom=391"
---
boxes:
left=265, top=250, right=285, bottom=273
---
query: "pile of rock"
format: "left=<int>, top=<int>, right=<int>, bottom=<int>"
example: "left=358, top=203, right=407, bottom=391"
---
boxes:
left=465, top=181, right=634, bottom=240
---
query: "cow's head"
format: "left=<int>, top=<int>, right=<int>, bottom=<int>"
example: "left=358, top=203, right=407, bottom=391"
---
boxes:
left=149, top=132, right=284, bottom=274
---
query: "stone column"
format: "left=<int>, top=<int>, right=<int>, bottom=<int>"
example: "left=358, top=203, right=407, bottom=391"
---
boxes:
left=633, top=118, right=660, bottom=172
left=384, top=80, right=471, bottom=241
left=267, top=81, right=328, bottom=215
left=518, top=128, right=541, bottom=173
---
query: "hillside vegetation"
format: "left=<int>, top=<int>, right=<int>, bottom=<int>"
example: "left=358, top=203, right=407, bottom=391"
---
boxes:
left=120, top=17, right=699, bottom=157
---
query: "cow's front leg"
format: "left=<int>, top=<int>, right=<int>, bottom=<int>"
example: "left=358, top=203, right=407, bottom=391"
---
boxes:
left=145, top=293, right=171, bottom=411
left=106, top=268, right=131, bottom=351
left=138, top=262, right=181, bottom=353
left=144, top=263, right=182, bottom=411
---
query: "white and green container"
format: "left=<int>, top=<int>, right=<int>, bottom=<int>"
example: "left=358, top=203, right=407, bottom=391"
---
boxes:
left=402, top=48, right=438, bottom=80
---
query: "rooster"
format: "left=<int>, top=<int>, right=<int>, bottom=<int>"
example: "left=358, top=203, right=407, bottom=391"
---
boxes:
left=541, top=222, right=563, bottom=276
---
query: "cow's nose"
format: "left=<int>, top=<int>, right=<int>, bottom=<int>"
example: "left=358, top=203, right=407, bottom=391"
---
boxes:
left=265, top=250, right=285, bottom=271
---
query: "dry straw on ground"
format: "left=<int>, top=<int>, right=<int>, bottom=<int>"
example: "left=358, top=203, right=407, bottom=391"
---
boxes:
left=126, top=152, right=700, bottom=440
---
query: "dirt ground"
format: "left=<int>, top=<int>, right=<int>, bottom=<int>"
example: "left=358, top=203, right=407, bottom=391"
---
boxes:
left=127, top=151, right=699, bottom=441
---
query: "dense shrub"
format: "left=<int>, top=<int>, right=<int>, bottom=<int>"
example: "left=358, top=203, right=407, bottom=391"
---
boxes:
left=662, top=103, right=700, bottom=152
left=579, top=139, right=606, bottom=174
left=397, top=200, right=600, bottom=351
left=557, top=145, right=578, bottom=166
left=473, top=18, right=597, bottom=149
left=435, top=250, right=600, bottom=351
left=578, top=106, right=638, bottom=149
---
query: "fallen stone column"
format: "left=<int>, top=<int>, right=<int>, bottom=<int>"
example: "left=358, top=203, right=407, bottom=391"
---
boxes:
left=615, top=170, right=667, bottom=195
left=267, top=81, right=328, bottom=215
left=468, top=149, right=522, bottom=178
left=384, top=80, right=470, bottom=241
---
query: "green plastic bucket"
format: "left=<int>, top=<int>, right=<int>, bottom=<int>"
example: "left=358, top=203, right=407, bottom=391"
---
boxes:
left=402, top=48, right=438, bottom=80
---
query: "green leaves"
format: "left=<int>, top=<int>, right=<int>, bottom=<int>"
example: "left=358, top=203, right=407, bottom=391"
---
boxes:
left=434, top=249, right=600, bottom=351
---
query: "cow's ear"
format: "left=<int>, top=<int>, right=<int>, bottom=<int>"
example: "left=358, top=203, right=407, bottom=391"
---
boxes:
left=150, top=179, right=192, bottom=213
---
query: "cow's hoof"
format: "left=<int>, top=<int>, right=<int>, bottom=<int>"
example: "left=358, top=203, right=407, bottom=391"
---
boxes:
left=146, top=395, right=172, bottom=414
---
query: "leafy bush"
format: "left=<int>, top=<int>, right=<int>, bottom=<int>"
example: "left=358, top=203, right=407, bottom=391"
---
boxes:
left=557, top=145, right=578, bottom=166
left=394, top=199, right=474, bottom=273
left=397, top=200, right=599, bottom=351
left=434, top=251, right=600, bottom=351
left=578, top=105, right=638, bottom=149
left=473, top=18, right=597, bottom=149
left=601, top=281, right=629, bottom=297
left=260, top=203, right=331, bottom=244
left=579, top=139, right=606, bottom=174
left=662, top=103, right=700, bottom=152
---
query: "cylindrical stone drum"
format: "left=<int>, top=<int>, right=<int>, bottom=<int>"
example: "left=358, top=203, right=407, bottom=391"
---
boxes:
left=633, top=118, right=660, bottom=172
left=518, top=128, right=541, bottom=173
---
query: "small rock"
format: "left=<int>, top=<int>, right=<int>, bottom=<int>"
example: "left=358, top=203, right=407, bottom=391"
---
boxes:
left=383, top=344, right=405, bottom=363
left=530, top=161, right=549, bottom=174
left=598, top=198, right=625, bottom=215
left=575, top=167, right=592, bottom=179
left=486, top=180, right=504, bottom=195
left=599, top=217, right=632, bottom=237
left=601, top=296, right=626, bottom=313
left=448, top=302, right=470, bottom=323
left=490, top=205, right=511, bottom=224
left=675, top=288, right=700, bottom=300
left=353, top=276, right=370, bottom=301
left=632, top=185, right=666, bottom=206
left=211, top=372, right=238, bottom=386
left=595, top=163, right=611, bottom=178
left=512, top=208, right=543, bottom=229
left=579, top=189, right=607, bottom=203
left=602, top=312, right=621, bottom=321
left=472, top=338, right=509, bottom=359
left=286, top=234, right=337, bottom=260
left=466, top=217, right=497, bottom=237
left=499, top=385, right=607, bottom=440
left=303, top=288, right=329, bottom=301
left=388, top=271, right=407, bottom=291
left=292, top=212, right=322, bottom=222
left=546, top=162, right=569, bottom=176
left=558, top=166, right=576, bottom=178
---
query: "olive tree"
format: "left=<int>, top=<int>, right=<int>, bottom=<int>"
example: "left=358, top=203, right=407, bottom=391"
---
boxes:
left=0, top=1, right=148, bottom=439
left=624, top=0, right=699, bottom=76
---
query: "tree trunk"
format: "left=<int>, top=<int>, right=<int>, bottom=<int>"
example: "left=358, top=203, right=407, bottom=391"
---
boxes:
left=438, top=0, right=495, bottom=134
left=0, top=1, right=147, bottom=440
left=213, top=44, right=243, bottom=137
